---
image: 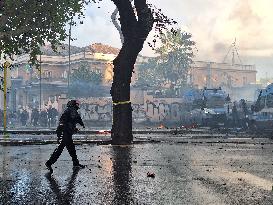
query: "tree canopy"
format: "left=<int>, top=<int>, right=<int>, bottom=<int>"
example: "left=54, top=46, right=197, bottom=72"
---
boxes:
left=68, top=63, right=106, bottom=97
left=137, top=29, right=196, bottom=89
left=0, top=0, right=90, bottom=64
left=0, top=0, right=175, bottom=64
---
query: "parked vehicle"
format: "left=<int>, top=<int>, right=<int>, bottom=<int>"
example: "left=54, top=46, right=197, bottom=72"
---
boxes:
left=183, top=87, right=230, bottom=127
left=200, top=87, right=230, bottom=127
left=249, top=83, right=273, bottom=132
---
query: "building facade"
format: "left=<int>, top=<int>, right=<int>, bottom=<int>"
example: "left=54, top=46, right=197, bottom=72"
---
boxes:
left=189, top=61, right=257, bottom=101
left=190, top=61, right=256, bottom=89
left=0, top=43, right=258, bottom=111
left=0, top=43, right=145, bottom=111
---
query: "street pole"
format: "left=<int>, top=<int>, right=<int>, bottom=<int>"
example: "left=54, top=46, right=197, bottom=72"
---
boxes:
left=39, top=54, right=42, bottom=111
left=3, top=61, right=10, bottom=135
left=207, top=62, right=212, bottom=88
left=68, top=18, right=72, bottom=95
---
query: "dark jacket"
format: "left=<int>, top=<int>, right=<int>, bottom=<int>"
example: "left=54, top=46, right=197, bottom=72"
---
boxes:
left=58, top=106, right=84, bottom=135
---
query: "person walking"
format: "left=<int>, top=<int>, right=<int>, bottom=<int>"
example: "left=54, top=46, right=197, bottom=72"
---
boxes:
left=45, top=100, right=85, bottom=174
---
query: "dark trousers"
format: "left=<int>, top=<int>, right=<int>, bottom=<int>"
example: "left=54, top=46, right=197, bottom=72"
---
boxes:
left=47, top=132, right=79, bottom=166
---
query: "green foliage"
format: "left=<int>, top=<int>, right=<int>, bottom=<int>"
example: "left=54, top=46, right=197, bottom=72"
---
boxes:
left=138, top=29, right=195, bottom=88
left=0, top=0, right=91, bottom=65
left=156, top=29, right=195, bottom=85
left=70, top=63, right=102, bottom=85
left=69, top=63, right=105, bottom=97
left=137, top=58, right=163, bottom=88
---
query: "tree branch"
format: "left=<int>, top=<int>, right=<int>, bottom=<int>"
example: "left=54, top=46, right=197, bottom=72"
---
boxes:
left=111, top=0, right=137, bottom=39
left=134, top=0, right=154, bottom=37
left=111, top=8, right=124, bottom=44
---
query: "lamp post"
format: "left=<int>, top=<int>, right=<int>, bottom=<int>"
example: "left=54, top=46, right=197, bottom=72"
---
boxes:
left=67, top=18, right=72, bottom=94
left=39, top=54, right=42, bottom=111
left=3, top=61, right=10, bottom=134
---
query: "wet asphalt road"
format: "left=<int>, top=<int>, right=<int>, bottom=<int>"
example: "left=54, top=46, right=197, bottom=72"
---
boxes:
left=1, top=141, right=273, bottom=204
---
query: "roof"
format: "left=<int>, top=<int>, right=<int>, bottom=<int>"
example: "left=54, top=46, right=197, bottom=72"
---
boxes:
left=40, top=44, right=84, bottom=56
left=86, top=43, right=120, bottom=55
left=40, top=43, right=120, bottom=56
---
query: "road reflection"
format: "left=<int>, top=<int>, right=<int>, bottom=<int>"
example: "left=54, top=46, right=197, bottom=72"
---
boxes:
left=45, top=168, right=80, bottom=205
left=111, top=145, right=133, bottom=205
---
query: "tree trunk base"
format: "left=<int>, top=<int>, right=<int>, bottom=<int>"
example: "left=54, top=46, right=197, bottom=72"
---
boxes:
left=111, top=137, right=133, bottom=145
left=111, top=103, right=133, bottom=145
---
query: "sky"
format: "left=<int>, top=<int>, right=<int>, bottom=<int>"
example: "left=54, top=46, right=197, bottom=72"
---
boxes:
left=66, top=0, right=273, bottom=79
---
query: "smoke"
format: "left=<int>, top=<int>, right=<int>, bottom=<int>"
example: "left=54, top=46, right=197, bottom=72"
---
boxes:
left=69, top=81, right=110, bottom=98
left=229, top=0, right=261, bottom=27
left=227, top=0, right=263, bottom=53
left=66, top=0, right=273, bottom=78
left=142, top=0, right=273, bottom=78
left=178, top=0, right=273, bottom=74
left=213, top=42, right=229, bottom=57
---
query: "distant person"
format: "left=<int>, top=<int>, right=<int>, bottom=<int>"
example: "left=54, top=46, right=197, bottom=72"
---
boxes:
left=20, top=109, right=29, bottom=126
left=8, top=111, right=17, bottom=128
left=0, top=109, right=3, bottom=127
left=48, top=106, right=58, bottom=127
left=232, top=102, right=239, bottom=127
left=250, top=105, right=255, bottom=114
left=31, top=108, right=40, bottom=126
left=225, top=94, right=231, bottom=102
left=201, top=95, right=207, bottom=110
left=47, top=106, right=53, bottom=127
left=39, top=108, right=48, bottom=127
left=45, top=100, right=85, bottom=174
left=51, top=107, right=59, bottom=127
left=240, top=99, right=249, bottom=129
left=15, top=110, right=21, bottom=125
left=240, top=99, right=248, bottom=118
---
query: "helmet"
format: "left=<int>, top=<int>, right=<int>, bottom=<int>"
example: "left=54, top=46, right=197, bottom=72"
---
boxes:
left=67, top=100, right=80, bottom=109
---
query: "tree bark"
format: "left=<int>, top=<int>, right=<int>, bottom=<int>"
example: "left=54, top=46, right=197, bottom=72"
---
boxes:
left=110, top=0, right=153, bottom=145
left=111, top=8, right=124, bottom=44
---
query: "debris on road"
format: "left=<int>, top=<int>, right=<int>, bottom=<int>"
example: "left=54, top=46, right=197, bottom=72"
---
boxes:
left=147, top=172, right=155, bottom=178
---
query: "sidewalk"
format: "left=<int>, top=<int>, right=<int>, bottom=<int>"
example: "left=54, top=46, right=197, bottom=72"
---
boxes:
left=0, top=127, right=210, bottom=134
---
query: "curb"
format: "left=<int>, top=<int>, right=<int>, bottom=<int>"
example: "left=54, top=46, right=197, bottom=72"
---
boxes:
left=1, top=137, right=272, bottom=146
left=0, top=129, right=212, bottom=135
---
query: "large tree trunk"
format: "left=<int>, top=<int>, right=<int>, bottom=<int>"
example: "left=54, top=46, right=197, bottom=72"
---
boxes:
left=110, top=0, right=153, bottom=145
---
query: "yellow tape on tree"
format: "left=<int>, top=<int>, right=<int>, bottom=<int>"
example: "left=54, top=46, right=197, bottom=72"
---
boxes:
left=113, top=101, right=131, bottom=106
